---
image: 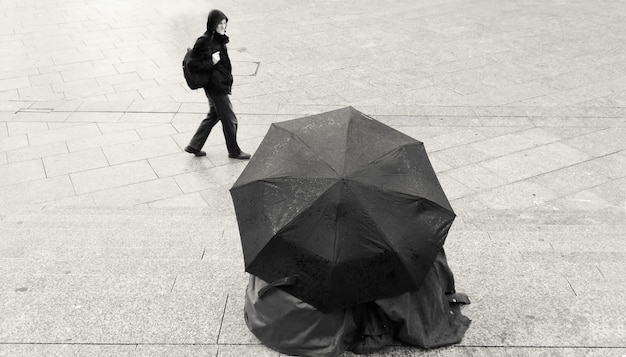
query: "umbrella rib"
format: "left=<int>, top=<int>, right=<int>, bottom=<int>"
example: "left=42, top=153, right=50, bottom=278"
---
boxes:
left=341, top=180, right=399, bottom=255
left=348, top=177, right=454, bottom=216
left=271, top=124, right=341, bottom=176
left=353, top=179, right=454, bottom=215
left=344, top=142, right=424, bottom=177
left=343, top=180, right=426, bottom=285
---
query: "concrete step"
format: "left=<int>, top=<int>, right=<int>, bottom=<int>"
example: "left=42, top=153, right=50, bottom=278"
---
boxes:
left=455, top=206, right=625, bottom=223
left=2, top=205, right=624, bottom=226
left=1, top=205, right=624, bottom=350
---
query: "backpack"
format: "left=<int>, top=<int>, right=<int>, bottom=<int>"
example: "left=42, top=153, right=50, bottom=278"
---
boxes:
left=182, top=36, right=211, bottom=90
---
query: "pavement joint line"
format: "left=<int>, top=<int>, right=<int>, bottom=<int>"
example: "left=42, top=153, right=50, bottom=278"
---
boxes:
left=445, top=148, right=625, bottom=202
left=169, top=275, right=178, bottom=293
left=458, top=345, right=626, bottom=349
left=564, top=277, right=578, bottom=296
left=4, top=109, right=626, bottom=119
left=67, top=174, right=78, bottom=196
left=216, top=293, right=230, bottom=345
left=431, top=125, right=610, bottom=167
left=0, top=342, right=623, bottom=349
left=0, top=342, right=228, bottom=346
left=595, top=265, right=606, bottom=279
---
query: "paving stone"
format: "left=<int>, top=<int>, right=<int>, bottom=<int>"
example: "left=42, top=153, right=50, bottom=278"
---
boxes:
left=0, top=175, right=75, bottom=207
left=11, top=111, right=71, bottom=122
left=76, top=101, right=133, bottom=113
left=529, top=116, right=587, bottom=127
left=97, top=122, right=164, bottom=134
left=0, top=290, right=226, bottom=344
left=582, top=117, right=626, bottom=127
left=562, top=127, right=626, bottom=157
left=135, top=123, right=177, bottom=139
left=0, top=134, right=28, bottom=151
left=90, top=177, right=183, bottom=206
left=147, top=193, right=209, bottom=208
left=437, top=173, right=475, bottom=200
left=538, top=126, right=604, bottom=140
left=430, top=145, right=496, bottom=167
left=134, top=345, right=218, bottom=357
left=113, top=79, right=166, bottom=93
left=47, top=122, right=85, bottom=130
left=66, top=130, right=141, bottom=152
left=218, top=345, right=278, bottom=356
left=0, top=227, right=227, bottom=252
left=0, top=345, right=136, bottom=357
left=527, top=160, right=614, bottom=197
left=127, top=101, right=181, bottom=113
left=101, top=136, right=182, bottom=165
left=428, top=155, right=453, bottom=173
left=469, top=133, right=540, bottom=157
left=6, top=142, right=68, bottom=163
left=547, top=189, right=616, bottom=212
left=217, top=288, right=259, bottom=345
left=46, top=194, right=97, bottom=208
left=70, top=160, right=157, bottom=195
left=458, top=181, right=559, bottom=210
left=445, top=164, right=509, bottom=192
left=479, top=142, right=591, bottom=183
left=64, top=111, right=123, bottom=123
left=148, top=153, right=217, bottom=178
left=429, top=128, right=490, bottom=151
left=174, top=164, right=246, bottom=194
left=28, top=123, right=102, bottom=146
left=477, top=116, right=533, bottom=127
left=345, top=347, right=626, bottom=357
left=106, top=90, right=144, bottom=102
left=6, top=121, right=48, bottom=136
left=118, top=112, right=175, bottom=124
left=0, top=159, right=46, bottom=187
left=28, top=101, right=82, bottom=112
left=42, top=148, right=109, bottom=177
left=583, top=177, right=626, bottom=209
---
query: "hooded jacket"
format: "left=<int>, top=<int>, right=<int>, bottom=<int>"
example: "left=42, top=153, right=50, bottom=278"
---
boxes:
left=189, top=9, right=233, bottom=95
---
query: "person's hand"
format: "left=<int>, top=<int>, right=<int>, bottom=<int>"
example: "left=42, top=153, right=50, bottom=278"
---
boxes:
left=212, top=51, right=220, bottom=65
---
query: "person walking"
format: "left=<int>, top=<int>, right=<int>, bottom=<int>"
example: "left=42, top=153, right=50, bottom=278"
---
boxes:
left=185, top=9, right=251, bottom=160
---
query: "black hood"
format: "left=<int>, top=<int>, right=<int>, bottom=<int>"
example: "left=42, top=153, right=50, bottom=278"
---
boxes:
left=206, top=9, right=228, bottom=33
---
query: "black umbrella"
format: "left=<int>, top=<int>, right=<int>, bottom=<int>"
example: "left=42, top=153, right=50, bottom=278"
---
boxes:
left=230, top=107, right=455, bottom=312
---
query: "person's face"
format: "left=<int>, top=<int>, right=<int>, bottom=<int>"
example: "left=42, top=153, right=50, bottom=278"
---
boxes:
left=215, top=19, right=227, bottom=35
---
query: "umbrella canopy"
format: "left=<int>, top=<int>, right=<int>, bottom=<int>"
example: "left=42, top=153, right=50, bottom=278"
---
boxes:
left=230, top=107, right=455, bottom=312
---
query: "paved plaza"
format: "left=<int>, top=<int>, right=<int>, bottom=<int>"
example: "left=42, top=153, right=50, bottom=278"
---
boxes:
left=1, top=0, right=625, bottom=356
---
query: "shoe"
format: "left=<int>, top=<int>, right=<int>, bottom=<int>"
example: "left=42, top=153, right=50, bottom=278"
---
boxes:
left=184, top=146, right=206, bottom=157
left=229, top=152, right=251, bottom=160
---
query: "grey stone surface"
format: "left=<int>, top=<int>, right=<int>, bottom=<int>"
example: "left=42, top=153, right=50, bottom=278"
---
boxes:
left=27, top=123, right=101, bottom=147
left=0, top=175, right=76, bottom=207
left=69, top=160, right=158, bottom=195
left=0, top=159, right=46, bottom=186
left=7, top=141, right=69, bottom=163
left=0, top=345, right=136, bottom=357
left=43, top=148, right=110, bottom=177
left=1, top=0, right=626, bottom=355
left=101, top=137, right=182, bottom=166
left=135, top=345, right=218, bottom=356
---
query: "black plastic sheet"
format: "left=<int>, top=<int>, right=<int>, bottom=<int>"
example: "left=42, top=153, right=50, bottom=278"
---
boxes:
left=244, top=250, right=471, bottom=356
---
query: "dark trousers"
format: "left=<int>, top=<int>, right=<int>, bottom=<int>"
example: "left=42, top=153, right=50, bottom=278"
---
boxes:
left=188, top=89, right=241, bottom=156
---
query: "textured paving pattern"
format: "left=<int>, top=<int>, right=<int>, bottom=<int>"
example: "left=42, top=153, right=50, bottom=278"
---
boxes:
left=0, top=0, right=625, bottom=356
